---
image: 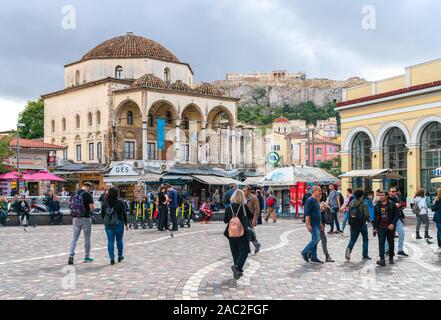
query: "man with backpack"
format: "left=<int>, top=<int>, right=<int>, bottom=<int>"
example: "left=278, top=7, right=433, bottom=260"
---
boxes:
left=264, top=192, right=277, bottom=223
left=68, top=182, right=95, bottom=265
left=345, top=189, right=371, bottom=261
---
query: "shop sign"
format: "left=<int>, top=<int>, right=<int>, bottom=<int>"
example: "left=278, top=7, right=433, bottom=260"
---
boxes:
left=266, top=152, right=281, bottom=165
left=109, top=164, right=138, bottom=176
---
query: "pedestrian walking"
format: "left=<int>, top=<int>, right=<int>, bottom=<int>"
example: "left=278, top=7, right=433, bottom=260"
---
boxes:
left=430, top=188, right=441, bottom=254
left=264, top=191, right=277, bottom=223
left=301, top=186, right=326, bottom=264
left=373, top=190, right=399, bottom=267
left=318, top=194, right=334, bottom=262
left=0, top=196, right=8, bottom=226
left=223, top=184, right=237, bottom=209
left=68, top=182, right=95, bottom=265
left=166, top=184, right=179, bottom=231
left=224, top=189, right=253, bottom=280
left=243, top=186, right=262, bottom=254
left=212, top=189, right=221, bottom=212
left=413, top=189, right=432, bottom=240
left=256, top=190, right=264, bottom=225
left=364, top=191, right=375, bottom=223
left=387, top=187, right=409, bottom=256
left=340, top=188, right=354, bottom=234
left=157, top=185, right=170, bottom=231
left=326, top=184, right=342, bottom=233
left=101, top=187, right=128, bottom=265
left=49, top=194, right=62, bottom=225
left=345, top=189, right=371, bottom=261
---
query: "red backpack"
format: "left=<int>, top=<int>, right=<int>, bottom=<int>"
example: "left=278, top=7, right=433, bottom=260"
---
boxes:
left=267, top=197, right=276, bottom=207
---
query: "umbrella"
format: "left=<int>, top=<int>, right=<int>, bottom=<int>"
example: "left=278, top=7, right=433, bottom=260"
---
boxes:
left=22, top=171, right=65, bottom=182
left=0, top=171, right=23, bottom=180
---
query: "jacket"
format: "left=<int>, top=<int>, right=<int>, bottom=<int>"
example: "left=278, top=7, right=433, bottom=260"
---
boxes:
left=431, top=199, right=441, bottom=224
left=247, top=194, right=260, bottom=227
left=349, top=198, right=370, bottom=223
left=373, top=200, right=399, bottom=230
left=413, top=196, right=429, bottom=215
left=101, top=200, right=128, bottom=226
left=224, top=203, right=253, bottom=239
left=389, top=196, right=405, bottom=220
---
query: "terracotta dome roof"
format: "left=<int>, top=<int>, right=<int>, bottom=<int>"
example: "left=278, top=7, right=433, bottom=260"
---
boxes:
left=82, top=33, right=180, bottom=63
left=194, top=83, right=224, bottom=96
left=170, top=80, right=192, bottom=93
left=274, top=117, right=289, bottom=123
left=130, top=74, right=169, bottom=89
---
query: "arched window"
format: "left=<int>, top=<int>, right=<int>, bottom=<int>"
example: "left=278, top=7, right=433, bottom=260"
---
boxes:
left=88, top=112, right=93, bottom=126
left=96, top=111, right=101, bottom=125
left=351, top=132, right=372, bottom=191
left=164, top=68, right=171, bottom=84
left=184, top=117, right=189, bottom=130
left=115, top=66, right=123, bottom=79
left=76, top=115, right=80, bottom=129
left=383, top=128, right=407, bottom=196
left=166, top=111, right=172, bottom=125
left=421, top=122, right=441, bottom=197
left=51, top=120, right=55, bottom=133
left=75, top=70, right=80, bottom=86
left=97, top=142, right=103, bottom=161
left=127, top=111, right=134, bottom=125
left=148, top=114, right=154, bottom=127
left=62, top=118, right=66, bottom=131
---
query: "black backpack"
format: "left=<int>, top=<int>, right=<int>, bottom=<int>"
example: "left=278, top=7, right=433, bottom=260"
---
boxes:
left=103, top=205, right=120, bottom=226
left=348, top=202, right=364, bottom=229
left=339, top=193, right=344, bottom=206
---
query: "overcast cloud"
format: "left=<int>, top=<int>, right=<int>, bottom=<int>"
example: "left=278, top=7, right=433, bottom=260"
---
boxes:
left=0, top=0, right=440, bottom=130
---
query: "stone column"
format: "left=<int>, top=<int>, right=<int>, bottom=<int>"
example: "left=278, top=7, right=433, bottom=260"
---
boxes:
left=406, top=143, right=421, bottom=205
left=189, top=120, right=198, bottom=164
left=231, top=127, right=237, bottom=167
left=142, top=121, right=148, bottom=162
left=340, top=150, right=352, bottom=192
left=175, top=119, right=181, bottom=163
left=199, top=122, right=208, bottom=164
left=371, top=147, right=384, bottom=192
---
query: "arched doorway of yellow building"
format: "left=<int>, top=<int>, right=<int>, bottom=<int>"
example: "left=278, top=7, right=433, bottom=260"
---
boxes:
left=351, top=132, right=372, bottom=192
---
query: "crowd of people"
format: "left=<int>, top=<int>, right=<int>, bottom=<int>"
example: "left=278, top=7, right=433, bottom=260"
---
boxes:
left=301, top=184, right=441, bottom=268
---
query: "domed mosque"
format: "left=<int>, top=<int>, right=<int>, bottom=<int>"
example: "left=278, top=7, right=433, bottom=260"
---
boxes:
left=42, top=33, right=256, bottom=187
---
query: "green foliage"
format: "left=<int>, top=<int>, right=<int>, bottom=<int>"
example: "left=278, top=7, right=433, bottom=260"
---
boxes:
left=238, top=100, right=340, bottom=128
left=0, top=137, right=12, bottom=173
left=319, top=157, right=342, bottom=178
left=17, top=99, right=44, bottom=139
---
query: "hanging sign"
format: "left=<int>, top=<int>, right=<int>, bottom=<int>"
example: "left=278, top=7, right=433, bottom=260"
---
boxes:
left=157, top=118, right=165, bottom=151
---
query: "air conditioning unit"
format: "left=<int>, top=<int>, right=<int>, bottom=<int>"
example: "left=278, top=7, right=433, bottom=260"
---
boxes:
left=160, top=164, right=168, bottom=172
left=133, top=161, right=140, bottom=168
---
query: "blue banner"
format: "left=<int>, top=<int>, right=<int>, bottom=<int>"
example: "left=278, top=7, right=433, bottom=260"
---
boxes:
left=157, top=118, right=165, bottom=151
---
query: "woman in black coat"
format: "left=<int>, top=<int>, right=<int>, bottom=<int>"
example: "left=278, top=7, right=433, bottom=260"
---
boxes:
left=224, top=189, right=253, bottom=280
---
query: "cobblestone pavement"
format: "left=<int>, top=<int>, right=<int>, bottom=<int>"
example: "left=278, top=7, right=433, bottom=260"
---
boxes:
left=0, top=218, right=440, bottom=300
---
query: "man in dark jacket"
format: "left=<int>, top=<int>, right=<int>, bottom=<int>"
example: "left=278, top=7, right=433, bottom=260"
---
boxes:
left=373, top=190, right=399, bottom=267
left=387, top=187, right=408, bottom=256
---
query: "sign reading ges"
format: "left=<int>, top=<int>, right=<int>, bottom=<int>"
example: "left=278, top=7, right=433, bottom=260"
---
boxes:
left=267, top=152, right=281, bottom=165
left=109, top=164, right=138, bottom=176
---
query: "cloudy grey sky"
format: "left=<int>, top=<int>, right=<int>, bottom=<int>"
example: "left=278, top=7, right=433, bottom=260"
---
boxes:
left=1, top=0, right=440, bottom=130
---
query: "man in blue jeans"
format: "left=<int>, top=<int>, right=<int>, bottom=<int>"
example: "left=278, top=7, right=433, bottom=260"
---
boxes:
left=326, top=184, right=342, bottom=233
left=345, top=189, right=371, bottom=261
left=166, top=184, right=179, bottom=231
left=385, top=187, right=409, bottom=257
left=301, top=186, right=325, bottom=264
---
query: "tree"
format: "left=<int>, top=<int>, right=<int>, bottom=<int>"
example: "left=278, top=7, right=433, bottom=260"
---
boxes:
left=319, top=157, right=342, bottom=178
left=0, top=136, right=12, bottom=173
left=17, top=99, right=44, bottom=139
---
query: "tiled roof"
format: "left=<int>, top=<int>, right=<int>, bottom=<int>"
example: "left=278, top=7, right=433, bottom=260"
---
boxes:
left=274, top=117, right=289, bottom=123
left=194, top=83, right=224, bottom=97
left=10, top=138, right=66, bottom=150
left=131, top=74, right=170, bottom=89
left=336, top=79, right=441, bottom=108
left=130, top=75, right=225, bottom=97
left=81, top=33, right=180, bottom=63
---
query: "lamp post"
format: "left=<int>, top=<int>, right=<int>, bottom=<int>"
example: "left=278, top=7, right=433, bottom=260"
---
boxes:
left=16, top=123, right=25, bottom=195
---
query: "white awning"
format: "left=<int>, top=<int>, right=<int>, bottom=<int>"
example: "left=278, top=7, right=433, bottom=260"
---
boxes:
left=244, top=176, right=264, bottom=185
left=432, top=177, right=441, bottom=183
left=192, top=175, right=244, bottom=186
left=103, top=176, right=140, bottom=184
left=138, top=173, right=163, bottom=183
left=340, top=169, right=389, bottom=178
left=161, top=175, right=193, bottom=181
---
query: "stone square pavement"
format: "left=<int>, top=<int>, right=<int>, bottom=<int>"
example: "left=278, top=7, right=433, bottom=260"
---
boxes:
left=0, top=218, right=440, bottom=300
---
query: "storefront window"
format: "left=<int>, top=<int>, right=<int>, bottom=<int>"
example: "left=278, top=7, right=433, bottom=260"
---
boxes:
left=421, top=122, right=441, bottom=198
left=351, top=132, right=372, bottom=191
left=148, top=143, right=156, bottom=160
left=383, top=128, right=407, bottom=196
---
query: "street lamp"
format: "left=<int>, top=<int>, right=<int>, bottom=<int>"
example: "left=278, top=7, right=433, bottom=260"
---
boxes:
left=16, top=123, right=25, bottom=195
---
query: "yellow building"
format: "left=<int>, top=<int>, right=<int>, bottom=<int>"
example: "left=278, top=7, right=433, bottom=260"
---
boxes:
left=337, top=58, right=441, bottom=202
